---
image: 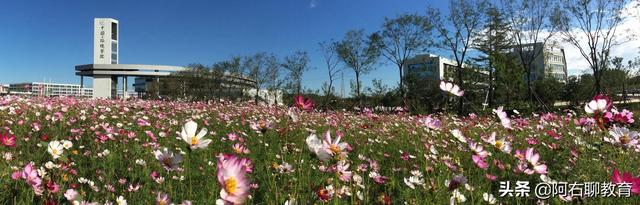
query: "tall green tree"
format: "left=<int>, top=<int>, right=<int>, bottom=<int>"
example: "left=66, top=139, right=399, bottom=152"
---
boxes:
left=244, top=53, right=277, bottom=104
left=373, top=14, right=432, bottom=105
left=500, top=0, right=560, bottom=107
left=428, top=0, right=486, bottom=114
left=281, top=50, right=310, bottom=95
left=318, top=41, right=342, bottom=108
left=472, top=5, right=512, bottom=107
left=335, top=30, right=380, bottom=106
left=554, top=0, right=633, bottom=94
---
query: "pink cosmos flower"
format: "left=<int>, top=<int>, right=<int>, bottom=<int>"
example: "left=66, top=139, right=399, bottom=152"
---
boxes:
left=468, top=141, right=489, bottom=158
left=322, top=130, right=349, bottom=157
left=472, top=155, right=489, bottom=170
left=13, top=162, right=43, bottom=195
left=611, top=169, right=640, bottom=195
left=156, top=192, right=171, bottom=205
left=64, top=189, right=78, bottom=201
left=523, top=148, right=547, bottom=175
left=249, top=120, right=272, bottom=134
left=227, top=133, right=238, bottom=141
left=606, top=126, right=639, bottom=148
left=605, top=109, right=635, bottom=125
left=336, top=161, right=353, bottom=182
left=232, top=143, right=250, bottom=154
left=483, top=132, right=511, bottom=154
left=217, top=154, right=251, bottom=204
left=294, top=95, right=314, bottom=111
left=418, top=115, right=441, bottom=130
left=492, top=106, right=512, bottom=129
left=0, top=132, right=16, bottom=147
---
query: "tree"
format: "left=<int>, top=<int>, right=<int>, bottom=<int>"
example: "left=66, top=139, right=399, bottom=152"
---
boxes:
left=554, top=0, right=634, bottom=94
left=428, top=0, right=486, bottom=114
left=500, top=0, right=560, bottom=107
left=318, top=41, right=342, bottom=108
left=472, top=5, right=512, bottom=107
left=265, top=56, right=284, bottom=105
left=373, top=14, right=432, bottom=105
left=244, top=53, right=277, bottom=104
left=335, top=30, right=380, bottom=106
left=211, top=61, right=228, bottom=100
left=281, top=50, right=310, bottom=95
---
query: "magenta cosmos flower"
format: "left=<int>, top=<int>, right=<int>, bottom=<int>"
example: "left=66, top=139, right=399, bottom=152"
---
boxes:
left=611, top=169, right=640, bottom=195
left=294, top=95, right=314, bottom=111
left=0, top=132, right=16, bottom=147
left=217, top=154, right=251, bottom=204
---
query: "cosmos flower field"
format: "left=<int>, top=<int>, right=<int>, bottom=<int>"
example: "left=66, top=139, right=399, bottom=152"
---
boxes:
left=0, top=95, right=639, bottom=204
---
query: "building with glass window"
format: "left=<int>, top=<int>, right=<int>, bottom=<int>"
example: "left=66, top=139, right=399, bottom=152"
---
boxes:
left=8, top=82, right=93, bottom=97
left=402, top=54, right=473, bottom=81
left=507, top=43, right=568, bottom=82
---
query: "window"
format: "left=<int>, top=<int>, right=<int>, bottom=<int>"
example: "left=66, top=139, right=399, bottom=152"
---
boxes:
left=111, top=22, right=117, bottom=41
left=111, top=42, right=117, bottom=52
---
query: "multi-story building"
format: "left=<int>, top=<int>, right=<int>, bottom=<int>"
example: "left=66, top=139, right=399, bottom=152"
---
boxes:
left=0, top=85, right=8, bottom=95
left=9, top=82, right=93, bottom=97
left=507, top=42, right=568, bottom=82
left=402, top=54, right=476, bottom=81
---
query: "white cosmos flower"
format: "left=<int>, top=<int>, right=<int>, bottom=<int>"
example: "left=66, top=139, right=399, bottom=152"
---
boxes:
left=47, top=140, right=64, bottom=159
left=606, top=126, right=639, bottom=147
left=483, top=193, right=496, bottom=204
left=305, top=133, right=332, bottom=162
left=62, top=140, right=73, bottom=149
left=154, top=147, right=183, bottom=171
left=484, top=132, right=512, bottom=154
left=403, top=175, right=425, bottom=189
left=584, top=98, right=608, bottom=114
left=116, top=196, right=127, bottom=205
left=440, top=81, right=464, bottom=97
left=451, top=129, right=467, bottom=143
left=180, top=120, right=211, bottom=150
left=450, top=189, right=467, bottom=205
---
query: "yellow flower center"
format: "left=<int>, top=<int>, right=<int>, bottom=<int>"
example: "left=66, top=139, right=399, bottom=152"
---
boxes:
left=53, top=149, right=59, bottom=155
left=190, top=136, right=197, bottom=145
left=495, top=140, right=503, bottom=149
left=225, top=177, right=238, bottom=194
left=621, top=134, right=630, bottom=144
left=329, top=144, right=341, bottom=154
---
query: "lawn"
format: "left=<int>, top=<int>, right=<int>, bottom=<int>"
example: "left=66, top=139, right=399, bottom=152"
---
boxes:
left=0, top=96, right=638, bottom=204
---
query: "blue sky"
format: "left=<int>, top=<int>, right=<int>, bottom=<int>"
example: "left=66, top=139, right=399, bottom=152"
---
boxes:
left=0, top=0, right=447, bottom=91
left=2, top=0, right=621, bottom=92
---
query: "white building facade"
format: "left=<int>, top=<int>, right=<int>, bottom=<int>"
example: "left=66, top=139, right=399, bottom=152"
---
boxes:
left=9, top=82, right=93, bottom=97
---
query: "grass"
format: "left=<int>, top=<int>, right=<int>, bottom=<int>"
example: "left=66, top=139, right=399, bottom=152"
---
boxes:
left=0, top=97, right=639, bottom=204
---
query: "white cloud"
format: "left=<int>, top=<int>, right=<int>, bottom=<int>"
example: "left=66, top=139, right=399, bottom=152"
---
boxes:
left=309, top=0, right=318, bottom=8
left=559, top=2, right=640, bottom=76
